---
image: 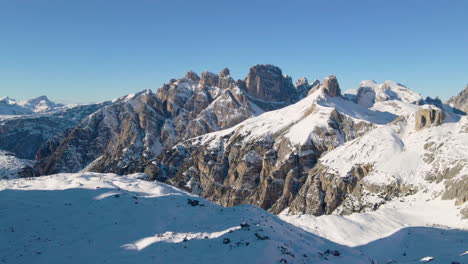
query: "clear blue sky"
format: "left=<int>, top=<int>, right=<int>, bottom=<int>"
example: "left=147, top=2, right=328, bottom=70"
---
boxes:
left=1, top=0, right=467, bottom=103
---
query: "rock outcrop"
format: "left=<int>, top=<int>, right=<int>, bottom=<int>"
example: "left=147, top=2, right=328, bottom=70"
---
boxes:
left=243, top=64, right=298, bottom=103
left=322, top=75, right=341, bottom=97
left=415, top=108, right=445, bottom=130
left=296, top=77, right=320, bottom=98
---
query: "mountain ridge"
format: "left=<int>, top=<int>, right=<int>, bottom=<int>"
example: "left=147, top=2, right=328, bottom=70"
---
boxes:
left=0, top=64, right=466, bottom=221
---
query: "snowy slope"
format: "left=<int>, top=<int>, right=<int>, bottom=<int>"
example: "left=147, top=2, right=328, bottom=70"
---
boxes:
left=0, top=173, right=372, bottom=264
left=0, top=150, right=34, bottom=179
left=345, top=80, right=422, bottom=116
left=198, top=86, right=395, bottom=150
left=280, top=191, right=468, bottom=263
left=199, top=78, right=427, bottom=151
left=320, top=112, right=468, bottom=186
left=19, top=96, right=64, bottom=113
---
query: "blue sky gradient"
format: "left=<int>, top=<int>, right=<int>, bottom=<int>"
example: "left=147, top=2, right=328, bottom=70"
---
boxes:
left=1, top=0, right=467, bottom=103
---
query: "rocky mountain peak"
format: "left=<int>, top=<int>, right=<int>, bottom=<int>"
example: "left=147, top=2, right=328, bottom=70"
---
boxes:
left=200, top=71, right=219, bottom=88
left=217, top=68, right=235, bottom=89
left=24, top=95, right=49, bottom=103
left=321, top=75, right=341, bottom=97
left=244, top=64, right=296, bottom=102
left=219, top=67, right=230, bottom=77
left=185, top=71, right=200, bottom=82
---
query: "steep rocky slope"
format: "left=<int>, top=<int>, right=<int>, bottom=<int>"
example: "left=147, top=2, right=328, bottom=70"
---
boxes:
left=145, top=77, right=467, bottom=216
left=36, top=65, right=315, bottom=175
left=447, top=84, right=468, bottom=113
left=289, top=107, right=467, bottom=215
left=145, top=77, right=420, bottom=213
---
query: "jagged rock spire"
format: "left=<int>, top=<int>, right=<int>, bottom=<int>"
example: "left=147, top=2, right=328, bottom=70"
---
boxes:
left=322, top=75, right=341, bottom=97
left=219, top=67, right=230, bottom=77
left=185, top=71, right=200, bottom=82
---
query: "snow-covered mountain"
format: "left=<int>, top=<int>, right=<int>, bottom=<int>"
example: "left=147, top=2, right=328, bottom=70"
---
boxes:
left=19, top=95, right=64, bottom=113
left=0, top=102, right=109, bottom=177
left=34, top=65, right=316, bottom=175
left=0, top=65, right=467, bottom=263
left=146, top=74, right=467, bottom=219
left=0, top=95, right=64, bottom=115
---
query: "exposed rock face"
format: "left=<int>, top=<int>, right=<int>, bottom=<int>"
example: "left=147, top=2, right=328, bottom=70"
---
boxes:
left=243, top=64, right=298, bottom=103
left=322, top=75, right=341, bottom=97
left=415, top=108, right=445, bottom=130
left=447, top=84, right=468, bottom=113
left=36, top=65, right=313, bottom=175
left=199, top=72, right=219, bottom=88
left=219, top=67, right=230, bottom=77
left=36, top=91, right=167, bottom=175
left=296, top=77, right=320, bottom=98
left=217, top=68, right=235, bottom=89
left=288, top=162, right=417, bottom=215
left=145, top=83, right=378, bottom=214
left=146, top=79, right=467, bottom=217
left=185, top=71, right=200, bottom=82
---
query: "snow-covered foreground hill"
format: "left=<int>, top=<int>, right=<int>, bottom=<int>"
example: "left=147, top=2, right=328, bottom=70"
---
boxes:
left=0, top=173, right=372, bottom=264
left=1, top=173, right=467, bottom=264
left=281, top=194, right=468, bottom=263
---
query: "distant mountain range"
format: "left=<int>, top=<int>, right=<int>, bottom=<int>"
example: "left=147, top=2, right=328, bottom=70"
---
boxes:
left=0, top=95, right=64, bottom=115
